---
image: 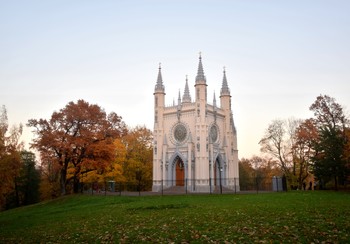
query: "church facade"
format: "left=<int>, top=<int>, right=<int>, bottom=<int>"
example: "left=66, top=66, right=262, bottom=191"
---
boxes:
left=152, top=56, right=239, bottom=192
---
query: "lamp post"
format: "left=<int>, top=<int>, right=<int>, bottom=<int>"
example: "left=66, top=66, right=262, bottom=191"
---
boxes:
left=161, top=162, right=163, bottom=195
left=136, top=167, right=142, bottom=196
left=209, top=162, right=212, bottom=194
left=220, top=166, right=223, bottom=194
left=254, top=159, right=261, bottom=193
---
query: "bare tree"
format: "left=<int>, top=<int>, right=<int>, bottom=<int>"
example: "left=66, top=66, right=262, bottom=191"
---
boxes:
left=259, top=119, right=291, bottom=175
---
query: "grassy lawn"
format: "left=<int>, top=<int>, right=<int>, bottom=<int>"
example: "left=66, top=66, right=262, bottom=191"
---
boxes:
left=0, top=191, right=349, bottom=243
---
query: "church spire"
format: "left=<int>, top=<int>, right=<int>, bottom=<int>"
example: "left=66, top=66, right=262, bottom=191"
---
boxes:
left=213, top=91, right=217, bottom=108
left=213, top=91, right=217, bottom=121
left=195, top=53, right=206, bottom=84
left=220, top=67, right=230, bottom=96
left=155, top=63, right=165, bottom=92
left=177, top=90, right=182, bottom=120
left=182, top=75, right=191, bottom=103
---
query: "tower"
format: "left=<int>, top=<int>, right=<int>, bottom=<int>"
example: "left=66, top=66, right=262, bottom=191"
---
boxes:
left=152, top=56, right=239, bottom=192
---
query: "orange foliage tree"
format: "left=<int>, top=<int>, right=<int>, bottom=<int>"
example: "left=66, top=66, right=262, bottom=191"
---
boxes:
left=28, top=100, right=126, bottom=195
left=293, top=119, right=319, bottom=189
left=239, top=156, right=282, bottom=190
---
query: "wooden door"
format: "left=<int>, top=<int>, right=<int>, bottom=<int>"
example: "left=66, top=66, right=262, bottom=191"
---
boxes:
left=176, top=160, right=184, bottom=186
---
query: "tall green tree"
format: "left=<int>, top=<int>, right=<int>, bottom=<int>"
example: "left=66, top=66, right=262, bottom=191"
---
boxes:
left=309, top=95, right=349, bottom=190
left=5, top=151, right=41, bottom=209
left=18, top=151, right=40, bottom=205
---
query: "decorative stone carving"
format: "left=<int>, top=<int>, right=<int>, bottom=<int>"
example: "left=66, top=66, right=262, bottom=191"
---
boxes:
left=174, top=123, right=187, bottom=142
left=170, top=122, right=190, bottom=145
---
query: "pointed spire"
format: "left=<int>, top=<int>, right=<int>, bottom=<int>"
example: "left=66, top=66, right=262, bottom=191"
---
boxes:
left=177, top=90, right=182, bottom=120
left=213, top=91, right=217, bottom=108
left=195, top=53, right=206, bottom=84
left=220, top=66, right=230, bottom=96
left=182, top=75, right=192, bottom=103
left=155, top=63, right=165, bottom=92
left=213, top=91, right=217, bottom=121
left=178, top=90, right=181, bottom=105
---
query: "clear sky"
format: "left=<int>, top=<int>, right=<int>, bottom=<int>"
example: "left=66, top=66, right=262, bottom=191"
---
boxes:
left=1, top=0, right=349, bottom=159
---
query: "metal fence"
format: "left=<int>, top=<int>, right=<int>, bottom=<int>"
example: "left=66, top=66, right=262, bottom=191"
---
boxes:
left=78, top=176, right=287, bottom=196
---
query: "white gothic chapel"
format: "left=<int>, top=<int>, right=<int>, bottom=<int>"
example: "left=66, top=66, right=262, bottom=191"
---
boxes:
left=152, top=55, right=239, bottom=192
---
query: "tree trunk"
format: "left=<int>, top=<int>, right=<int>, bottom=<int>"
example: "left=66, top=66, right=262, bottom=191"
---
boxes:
left=73, top=174, right=79, bottom=194
left=14, top=177, right=20, bottom=207
left=334, top=175, right=338, bottom=191
left=60, top=168, right=67, bottom=195
left=298, top=161, right=305, bottom=190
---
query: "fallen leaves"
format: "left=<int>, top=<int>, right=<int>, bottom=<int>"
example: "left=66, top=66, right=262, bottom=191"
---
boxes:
left=0, top=192, right=349, bottom=243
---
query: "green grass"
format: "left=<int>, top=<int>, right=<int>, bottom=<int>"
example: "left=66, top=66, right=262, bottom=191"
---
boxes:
left=0, top=192, right=349, bottom=243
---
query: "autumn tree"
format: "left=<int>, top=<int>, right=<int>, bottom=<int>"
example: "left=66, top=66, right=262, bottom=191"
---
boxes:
left=293, top=119, right=318, bottom=189
left=39, top=156, right=61, bottom=200
left=259, top=118, right=315, bottom=189
left=28, top=100, right=126, bottom=195
left=239, top=156, right=282, bottom=190
left=120, top=126, right=153, bottom=190
left=0, top=106, right=23, bottom=210
left=309, top=95, right=349, bottom=189
left=239, top=158, right=255, bottom=188
left=9, top=151, right=41, bottom=208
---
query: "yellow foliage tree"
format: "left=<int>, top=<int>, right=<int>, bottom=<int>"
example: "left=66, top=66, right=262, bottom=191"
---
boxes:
left=0, top=106, right=23, bottom=209
left=120, top=126, right=153, bottom=190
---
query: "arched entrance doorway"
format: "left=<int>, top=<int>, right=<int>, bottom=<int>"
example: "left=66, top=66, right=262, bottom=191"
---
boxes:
left=175, top=157, right=184, bottom=186
left=214, top=160, right=222, bottom=186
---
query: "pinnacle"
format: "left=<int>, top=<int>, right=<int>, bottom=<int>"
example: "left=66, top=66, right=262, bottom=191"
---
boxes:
left=195, top=55, right=206, bottom=84
left=155, top=64, right=165, bottom=92
left=220, top=68, right=230, bottom=96
left=182, top=76, right=192, bottom=103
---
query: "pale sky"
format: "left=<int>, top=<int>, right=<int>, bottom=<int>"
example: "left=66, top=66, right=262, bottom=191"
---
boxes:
left=1, top=0, right=349, bottom=159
